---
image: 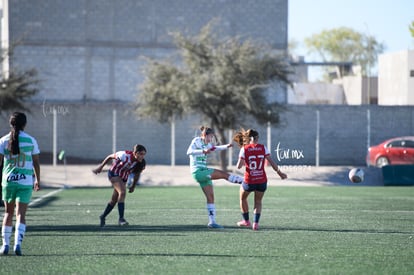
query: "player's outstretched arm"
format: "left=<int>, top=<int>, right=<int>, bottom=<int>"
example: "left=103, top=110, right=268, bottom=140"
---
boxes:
left=212, top=144, right=233, bottom=151
left=92, top=154, right=115, bottom=174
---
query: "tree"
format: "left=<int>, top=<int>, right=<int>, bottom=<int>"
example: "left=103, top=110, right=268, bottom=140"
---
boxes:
left=0, top=46, right=40, bottom=114
left=136, top=21, right=292, bottom=170
left=304, top=27, right=385, bottom=77
left=410, top=21, right=414, bottom=38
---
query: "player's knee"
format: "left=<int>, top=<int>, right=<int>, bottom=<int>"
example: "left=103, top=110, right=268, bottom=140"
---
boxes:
left=119, top=191, right=126, bottom=198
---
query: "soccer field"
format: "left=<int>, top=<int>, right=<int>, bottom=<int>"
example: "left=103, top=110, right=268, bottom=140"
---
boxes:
left=1, top=186, right=413, bottom=274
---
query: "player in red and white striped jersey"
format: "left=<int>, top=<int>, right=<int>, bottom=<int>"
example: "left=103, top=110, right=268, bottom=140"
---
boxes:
left=93, top=144, right=146, bottom=227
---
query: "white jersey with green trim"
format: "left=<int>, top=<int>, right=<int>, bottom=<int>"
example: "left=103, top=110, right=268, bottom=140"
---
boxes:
left=186, top=137, right=229, bottom=173
left=186, top=137, right=213, bottom=172
left=0, top=131, right=40, bottom=186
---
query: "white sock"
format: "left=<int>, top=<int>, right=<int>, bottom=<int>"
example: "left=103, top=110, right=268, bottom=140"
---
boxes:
left=2, top=225, right=12, bottom=246
left=228, top=174, right=243, bottom=184
left=206, top=203, right=216, bottom=224
left=14, top=223, right=26, bottom=246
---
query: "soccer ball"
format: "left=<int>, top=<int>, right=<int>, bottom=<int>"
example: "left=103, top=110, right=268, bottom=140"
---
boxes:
left=126, top=173, right=135, bottom=188
left=348, top=168, right=364, bottom=183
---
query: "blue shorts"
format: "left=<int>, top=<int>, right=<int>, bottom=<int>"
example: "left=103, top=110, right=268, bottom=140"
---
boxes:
left=108, top=170, right=126, bottom=183
left=242, top=182, right=267, bottom=192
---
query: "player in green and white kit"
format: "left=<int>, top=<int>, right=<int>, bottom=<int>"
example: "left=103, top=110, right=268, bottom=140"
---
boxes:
left=0, top=112, right=40, bottom=256
left=187, top=126, right=243, bottom=229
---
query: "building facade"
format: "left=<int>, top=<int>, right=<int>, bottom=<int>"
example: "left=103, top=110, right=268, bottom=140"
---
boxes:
left=378, top=50, right=414, bottom=105
left=1, top=1, right=413, bottom=166
left=4, top=0, right=288, bottom=103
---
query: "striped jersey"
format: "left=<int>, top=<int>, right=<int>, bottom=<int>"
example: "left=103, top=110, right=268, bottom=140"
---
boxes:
left=239, top=143, right=270, bottom=184
left=110, top=150, right=145, bottom=181
left=0, top=131, right=40, bottom=186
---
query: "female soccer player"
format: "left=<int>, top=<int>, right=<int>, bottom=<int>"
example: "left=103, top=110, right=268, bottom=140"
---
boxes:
left=233, top=129, right=287, bottom=230
left=93, top=144, right=146, bottom=227
left=0, top=112, right=41, bottom=256
left=186, top=126, right=243, bottom=229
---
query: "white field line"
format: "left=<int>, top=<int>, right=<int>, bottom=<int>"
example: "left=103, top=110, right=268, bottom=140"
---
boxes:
left=29, top=188, right=65, bottom=207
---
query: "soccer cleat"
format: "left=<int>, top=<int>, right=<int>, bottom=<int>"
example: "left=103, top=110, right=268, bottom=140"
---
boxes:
left=1, top=245, right=9, bottom=255
left=118, top=218, right=129, bottom=226
left=252, top=222, right=259, bottom=231
left=207, top=223, right=224, bottom=229
left=99, top=215, right=106, bottom=227
left=14, top=245, right=22, bottom=256
left=237, top=220, right=251, bottom=227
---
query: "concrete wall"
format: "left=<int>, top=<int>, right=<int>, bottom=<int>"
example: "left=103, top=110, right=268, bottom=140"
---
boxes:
left=7, top=0, right=288, bottom=103
left=340, top=76, right=378, bottom=105
left=3, top=1, right=414, bottom=166
left=2, top=104, right=413, bottom=166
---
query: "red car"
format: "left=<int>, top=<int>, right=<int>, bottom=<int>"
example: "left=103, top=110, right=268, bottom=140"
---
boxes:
left=366, top=136, right=414, bottom=167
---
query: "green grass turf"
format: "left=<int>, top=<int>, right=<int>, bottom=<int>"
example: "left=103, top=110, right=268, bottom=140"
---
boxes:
left=1, top=186, right=413, bottom=274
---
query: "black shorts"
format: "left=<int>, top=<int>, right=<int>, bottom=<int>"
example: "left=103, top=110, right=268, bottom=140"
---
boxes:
left=241, top=182, right=267, bottom=192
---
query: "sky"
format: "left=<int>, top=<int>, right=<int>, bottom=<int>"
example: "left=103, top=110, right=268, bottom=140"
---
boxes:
left=289, top=0, right=414, bottom=80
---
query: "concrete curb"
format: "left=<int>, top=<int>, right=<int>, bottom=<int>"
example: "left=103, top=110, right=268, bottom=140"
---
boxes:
left=41, top=165, right=383, bottom=188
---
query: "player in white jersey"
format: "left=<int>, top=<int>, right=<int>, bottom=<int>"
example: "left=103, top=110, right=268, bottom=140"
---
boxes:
left=186, top=126, right=243, bottom=229
left=0, top=112, right=41, bottom=256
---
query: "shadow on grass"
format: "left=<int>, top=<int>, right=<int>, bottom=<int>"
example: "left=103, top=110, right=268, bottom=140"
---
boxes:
left=28, top=224, right=225, bottom=235
left=27, top=224, right=412, bottom=235
left=268, top=226, right=412, bottom=235
left=22, top=252, right=270, bottom=258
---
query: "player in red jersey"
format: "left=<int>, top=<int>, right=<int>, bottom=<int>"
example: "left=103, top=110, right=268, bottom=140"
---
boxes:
left=233, top=129, right=287, bottom=230
left=93, top=144, right=146, bottom=227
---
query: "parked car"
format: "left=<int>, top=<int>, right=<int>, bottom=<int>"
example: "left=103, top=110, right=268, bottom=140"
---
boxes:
left=366, top=136, right=414, bottom=167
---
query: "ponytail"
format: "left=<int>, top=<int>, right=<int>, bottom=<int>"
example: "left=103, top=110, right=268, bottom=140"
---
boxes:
left=7, top=112, right=27, bottom=155
left=233, top=128, right=259, bottom=147
left=232, top=130, right=245, bottom=147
